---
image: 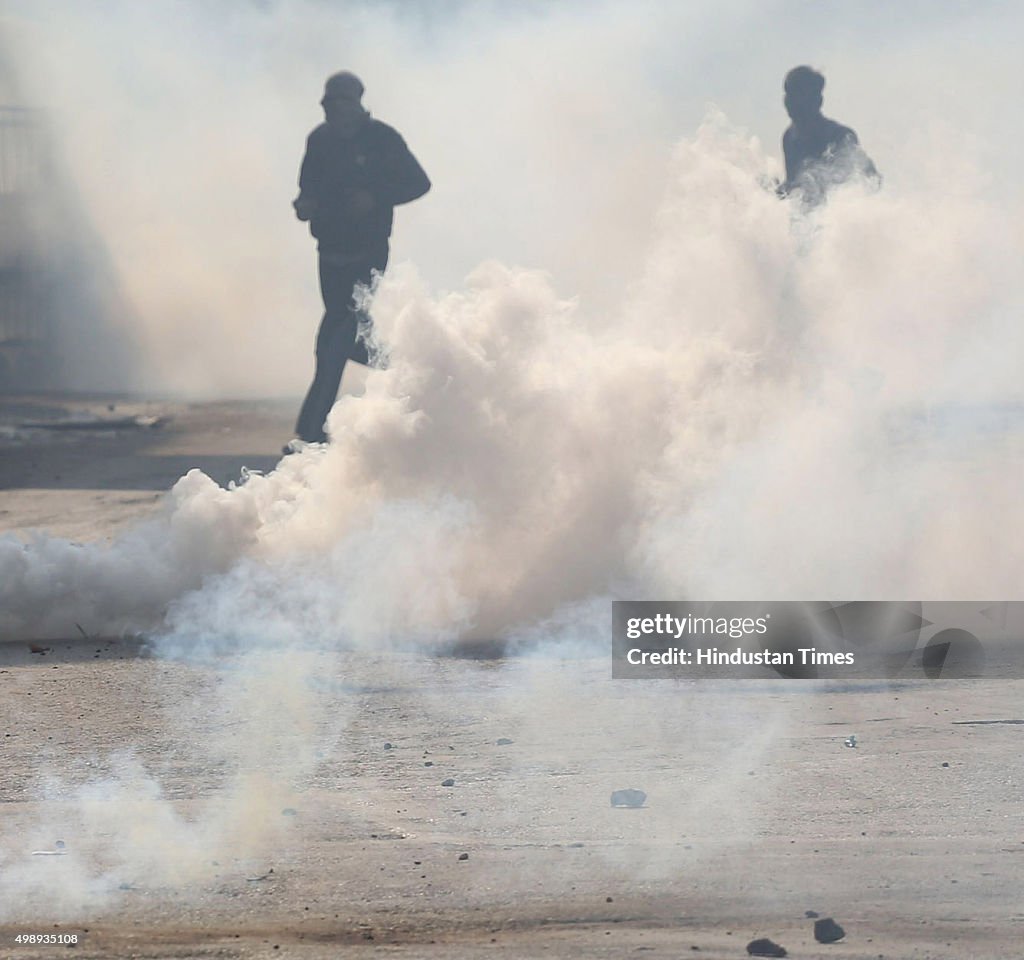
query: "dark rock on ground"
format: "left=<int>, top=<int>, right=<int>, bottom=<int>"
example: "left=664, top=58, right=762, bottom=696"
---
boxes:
left=746, top=937, right=787, bottom=957
left=814, top=917, right=846, bottom=943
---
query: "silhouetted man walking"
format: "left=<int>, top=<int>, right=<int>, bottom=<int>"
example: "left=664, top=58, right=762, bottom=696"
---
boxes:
left=779, top=66, right=878, bottom=204
left=290, top=71, right=430, bottom=447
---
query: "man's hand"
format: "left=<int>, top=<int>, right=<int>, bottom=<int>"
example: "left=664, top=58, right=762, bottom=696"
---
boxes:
left=347, top=188, right=375, bottom=218
left=293, top=193, right=316, bottom=222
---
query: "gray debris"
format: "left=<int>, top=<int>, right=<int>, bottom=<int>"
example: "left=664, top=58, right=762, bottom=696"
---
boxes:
left=441, top=778, right=455, bottom=787
left=844, top=735, right=857, bottom=748
left=610, top=788, right=646, bottom=808
left=804, top=910, right=819, bottom=918
left=813, top=917, right=846, bottom=943
left=496, top=738, right=513, bottom=745
left=457, top=852, right=469, bottom=861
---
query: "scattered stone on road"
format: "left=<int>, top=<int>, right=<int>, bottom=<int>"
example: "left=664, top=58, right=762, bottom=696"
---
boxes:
left=441, top=778, right=455, bottom=787
left=610, top=788, right=646, bottom=808
left=746, top=937, right=787, bottom=957
left=814, top=917, right=846, bottom=943
left=457, top=853, right=469, bottom=861
left=496, top=738, right=513, bottom=745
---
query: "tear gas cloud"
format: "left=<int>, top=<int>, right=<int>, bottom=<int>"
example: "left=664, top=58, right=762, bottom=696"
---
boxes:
left=0, top=0, right=1023, bottom=924
left=2, top=112, right=1022, bottom=644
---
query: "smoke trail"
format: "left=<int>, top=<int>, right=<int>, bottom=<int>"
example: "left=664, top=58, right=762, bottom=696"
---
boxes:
left=0, top=648, right=343, bottom=917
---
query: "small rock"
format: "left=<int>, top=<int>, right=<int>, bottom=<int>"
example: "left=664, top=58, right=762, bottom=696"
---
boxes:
left=941, top=762, right=950, bottom=767
left=844, top=735, right=857, bottom=748
left=610, top=788, right=646, bottom=808
left=457, top=852, right=469, bottom=861
left=747, top=937, right=787, bottom=957
left=424, top=761, right=434, bottom=767
left=814, top=917, right=846, bottom=943
left=605, top=896, right=613, bottom=903
left=441, top=778, right=455, bottom=787
left=281, top=808, right=297, bottom=817
left=496, top=738, right=513, bottom=745
left=383, top=742, right=393, bottom=750
left=804, top=910, right=819, bottom=918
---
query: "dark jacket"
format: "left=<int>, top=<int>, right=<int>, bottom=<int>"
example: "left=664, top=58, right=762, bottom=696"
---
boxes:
left=299, top=117, right=430, bottom=254
left=781, top=116, right=879, bottom=202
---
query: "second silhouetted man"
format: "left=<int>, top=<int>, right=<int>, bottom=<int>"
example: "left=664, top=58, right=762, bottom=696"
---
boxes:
left=779, top=65, right=878, bottom=204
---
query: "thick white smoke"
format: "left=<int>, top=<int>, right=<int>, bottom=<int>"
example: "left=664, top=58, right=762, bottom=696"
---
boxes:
left=2, top=114, right=1021, bottom=649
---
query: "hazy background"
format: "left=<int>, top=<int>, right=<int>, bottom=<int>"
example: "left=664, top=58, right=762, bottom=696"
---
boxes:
left=1, top=0, right=1020, bottom=395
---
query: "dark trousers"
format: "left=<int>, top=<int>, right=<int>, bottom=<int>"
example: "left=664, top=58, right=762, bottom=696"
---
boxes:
left=295, top=243, right=389, bottom=443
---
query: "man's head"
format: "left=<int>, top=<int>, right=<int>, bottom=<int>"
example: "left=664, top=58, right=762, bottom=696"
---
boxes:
left=321, top=70, right=367, bottom=135
left=784, top=65, right=825, bottom=126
